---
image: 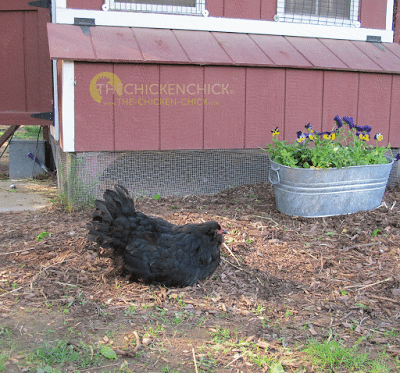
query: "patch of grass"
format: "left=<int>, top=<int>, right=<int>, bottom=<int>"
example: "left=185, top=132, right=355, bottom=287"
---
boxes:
left=0, top=353, right=7, bottom=372
left=209, top=327, right=231, bottom=343
left=303, top=337, right=396, bottom=372
left=28, top=340, right=104, bottom=371
left=0, top=125, right=41, bottom=140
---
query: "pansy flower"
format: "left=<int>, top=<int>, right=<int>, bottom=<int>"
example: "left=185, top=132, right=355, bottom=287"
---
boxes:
left=357, top=132, right=370, bottom=141
left=305, top=123, right=314, bottom=133
left=395, top=153, right=400, bottom=161
left=296, top=131, right=306, bottom=144
left=307, top=133, right=315, bottom=141
left=356, top=125, right=372, bottom=133
left=322, top=131, right=335, bottom=141
left=271, top=127, right=280, bottom=138
left=334, top=115, right=343, bottom=128
left=343, top=116, right=355, bottom=129
left=374, top=133, right=383, bottom=141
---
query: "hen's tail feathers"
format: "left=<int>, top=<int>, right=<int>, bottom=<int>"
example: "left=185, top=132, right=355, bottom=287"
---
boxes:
left=88, top=185, right=136, bottom=249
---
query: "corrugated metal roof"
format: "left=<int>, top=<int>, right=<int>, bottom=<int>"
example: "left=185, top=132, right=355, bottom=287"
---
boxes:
left=47, top=23, right=400, bottom=73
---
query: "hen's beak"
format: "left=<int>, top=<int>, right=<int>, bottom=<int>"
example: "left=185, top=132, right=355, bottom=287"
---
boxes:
left=217, top=228, right=228, bottom=235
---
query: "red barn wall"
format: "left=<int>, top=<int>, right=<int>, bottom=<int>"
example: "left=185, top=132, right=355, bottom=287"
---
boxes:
left=66, top=0, right=389, bottom=29
left=73, top=62, right=400, bottom=152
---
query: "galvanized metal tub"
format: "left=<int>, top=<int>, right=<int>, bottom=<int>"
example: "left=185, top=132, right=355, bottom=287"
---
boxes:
left=269, top=157, right=394, bottom=218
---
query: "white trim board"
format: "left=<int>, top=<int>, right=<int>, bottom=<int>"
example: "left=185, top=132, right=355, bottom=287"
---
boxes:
left=387, top=0, right=395, bottom=31
left=61, top=61, right=75, bottom=152
left=55, top=7, right=394, bottom=42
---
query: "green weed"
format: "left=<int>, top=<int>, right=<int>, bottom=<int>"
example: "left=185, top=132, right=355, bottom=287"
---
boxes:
left=303, top=336, right=396, bottom=372
left=28, top=340, right=104, bottom=371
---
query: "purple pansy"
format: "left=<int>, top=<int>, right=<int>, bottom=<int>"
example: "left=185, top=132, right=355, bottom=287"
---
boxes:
left=343, top=116, right=355, bottom=129
left=334, top=115, right=343, bottom=128
left=395, top=153, right=400, bottom=161
left=356, top=125, right=372, bottom=133
left=305, top=123, right=314, bottom=132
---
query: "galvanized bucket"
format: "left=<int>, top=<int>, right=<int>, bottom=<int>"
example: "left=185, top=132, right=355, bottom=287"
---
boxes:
left=269, top=157, right=394, bottom=218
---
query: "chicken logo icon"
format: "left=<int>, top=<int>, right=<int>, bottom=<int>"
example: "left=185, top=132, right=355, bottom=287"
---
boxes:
left=89, top=72, right=123, bottom=104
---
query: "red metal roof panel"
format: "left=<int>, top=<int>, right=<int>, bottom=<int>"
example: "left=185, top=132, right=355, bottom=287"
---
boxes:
left=383, top=42, right=400, bottom=59
left=47, top=23, right=96, bottom=60
left=132, top=28, right=190, bottom=63
left=212, top=32, right=274, bottom=65
left=46, top=23, right=400, bottom=75
left=285, top=36, right=348, bottom=69
left=90, top=26, right=144, bottom=62
left=173, top=30, right=232, bottom=64
left=352, top=40, right=400, bottom=72
left=319, top=38, right=382, bottom=72
left=249, top=34, right=312, bottom=68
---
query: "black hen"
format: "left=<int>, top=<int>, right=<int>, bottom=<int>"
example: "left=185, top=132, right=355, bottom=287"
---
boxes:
left=88, top=185, right=226, bottom=287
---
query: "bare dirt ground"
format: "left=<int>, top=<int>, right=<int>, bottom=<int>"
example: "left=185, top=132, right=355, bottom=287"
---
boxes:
left=0, top=154, right=400, bottom=372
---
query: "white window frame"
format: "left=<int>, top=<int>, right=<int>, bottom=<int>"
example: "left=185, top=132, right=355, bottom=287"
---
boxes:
left=103, top=0, right=208, bottom=16
left=275, top=0, right=360, bottom=28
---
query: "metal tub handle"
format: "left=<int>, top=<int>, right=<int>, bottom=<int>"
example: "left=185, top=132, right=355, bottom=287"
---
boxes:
left=269, top=166, right=280, bottom=185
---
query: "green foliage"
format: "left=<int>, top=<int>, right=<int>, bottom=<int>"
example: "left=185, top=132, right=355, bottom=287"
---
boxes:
left=100, top=345, right=117, bottom=360
left=265, top=116, right=391, bottom=169
left=28, top=340, right=104, bottom=370
left=0, top=353, right=7, bottom=372
left=303, top=338, right=369, bottom=371
left=37, top=231, right=50, bottom=241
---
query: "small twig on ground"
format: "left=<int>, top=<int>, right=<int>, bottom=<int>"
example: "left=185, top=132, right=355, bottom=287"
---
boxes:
left=192, top=347, right=199, bottom=373
left=368, top=294, right=400, bottom=305
left=225, top=350, right=248, bottom=368
left=340, top=242, right=381, bottom=252
left=253, top=215, right=279, bottom=227
left=344, top=277, right=392, bottom=290
left=0, top=287, right=23, bottom=297
left=0, top=247, right=38, bottom=255
left=133, top=331, right=141, bottom=352
left=223, top=243, right=240, bottom=265
left=55, top=281, right=78, bottom=287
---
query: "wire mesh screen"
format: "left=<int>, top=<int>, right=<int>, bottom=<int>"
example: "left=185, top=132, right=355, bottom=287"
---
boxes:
left=51, top=137, right=399, bottom=209
left=276, top=0, right=359, bottom=27
left=107, top=0, right=207, bottom=15
left=52, top=140, right=270, bottom=208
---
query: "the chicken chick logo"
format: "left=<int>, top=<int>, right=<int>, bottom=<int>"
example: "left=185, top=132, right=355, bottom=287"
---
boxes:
left=89, top=72, right=122, bottom=104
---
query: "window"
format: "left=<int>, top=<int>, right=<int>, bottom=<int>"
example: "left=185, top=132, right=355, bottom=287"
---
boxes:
left=103, top=0, right=208, bottom=16
left=275, top=0, right=360, bottom=27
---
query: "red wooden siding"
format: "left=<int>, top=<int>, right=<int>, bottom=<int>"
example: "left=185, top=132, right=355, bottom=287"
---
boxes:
left=67, top=0, right=103, bottom=10
left=284, top=69, right=324, bottom=138
left=64, top=0, right=389, bottom=29
left=207, top=0, right=224, bottom=17
left=321, top=71, right=359, bottom=132
left=359, top=0, right=388, bottom=30
left=74, top=63, right=115, bottom=151
left=223, top=0, right=261, bottom=20
left=357, top=74, right=392, bottom=145
left=244, top=68, right=286, bottom=148
left=114, top=64, right=160, bottom=151
left=160, top=65, right=204, bottom=150
left=390, top=75, right=400, bottom=146
left=204, top=67, right=246, bottom=149
left=0, top=1, right=52, bottom=126
left=70, top=61, right=400, bottom=152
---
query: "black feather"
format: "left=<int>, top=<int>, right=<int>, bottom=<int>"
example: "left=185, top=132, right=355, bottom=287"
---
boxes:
left=87, top=185, right=225, bottom=287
